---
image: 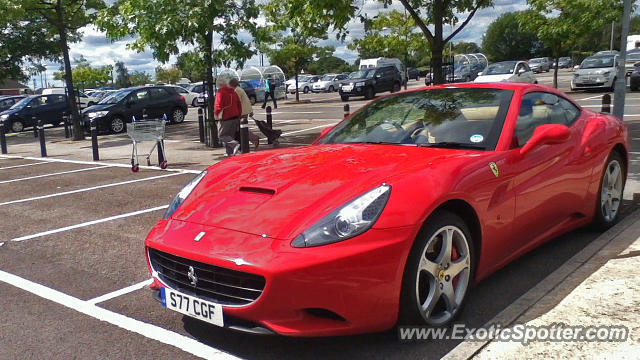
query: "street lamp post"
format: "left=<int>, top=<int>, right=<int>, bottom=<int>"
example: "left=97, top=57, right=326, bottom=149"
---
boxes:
left=613, top=0, right=632, bottom=120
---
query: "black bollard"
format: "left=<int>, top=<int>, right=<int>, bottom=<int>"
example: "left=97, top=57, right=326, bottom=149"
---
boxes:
left=198, top=108, right=205, bottom=143
left=601, top=94, right=611, bottom=114
left=240, top=116, right=250, bottom=153
left=343, top=104, right=350, bottom=119
left=0, top=122, right=7, bottom=154
left=63, top=113, right=70, bottom=138
left=90, top=118, right=99, bottom=161
left=33, top=116, right=38, bottom=138
left=266, top=106, right=273, bottom=144
left=158, top=115, right=166, bottom=166
left=37, top=119, right=47, bottom=157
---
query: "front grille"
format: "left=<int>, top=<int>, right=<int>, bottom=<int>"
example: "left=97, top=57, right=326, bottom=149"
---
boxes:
left=148, top=248, right=265, bottom=306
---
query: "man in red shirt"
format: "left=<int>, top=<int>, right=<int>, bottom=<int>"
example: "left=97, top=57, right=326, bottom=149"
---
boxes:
left=214, top=80, right=243, bottom=156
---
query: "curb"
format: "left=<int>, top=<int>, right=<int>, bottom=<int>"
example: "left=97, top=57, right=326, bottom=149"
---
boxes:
left=442, top=206, right=640, bottom=360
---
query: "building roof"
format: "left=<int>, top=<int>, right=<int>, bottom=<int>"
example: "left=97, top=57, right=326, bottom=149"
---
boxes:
left=0, top=79, right=28, bottom=90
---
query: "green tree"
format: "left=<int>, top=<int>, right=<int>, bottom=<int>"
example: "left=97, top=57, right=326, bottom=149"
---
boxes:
left=522, top=0, right=624, bottom=88
left=22, top=0, right=105, bottom=140
left=307, top=55, right=355, bottom=75
left=176, top=51, right=207, bottom=82
left=54, top=56, right=113, bottom=89
left=98, top=0, right=259, bottom=146
left=452, top=41, right=480, bottom=55
left=155, top=66, right=182, bottom=84
left=0, top=1, right=58, bottom=82
left=264, top=0, right=349, bottom=101
left=348, top=10, right=427, bottom=68
left=482, top=11, right=545, bottom=61
left=129, top=71, right=152, bottom=86
left=114, top=61, right=131, bottom=88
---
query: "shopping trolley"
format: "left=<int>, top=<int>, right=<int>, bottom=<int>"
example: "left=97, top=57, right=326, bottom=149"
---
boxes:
left=126, top=117, right=167, bottom=172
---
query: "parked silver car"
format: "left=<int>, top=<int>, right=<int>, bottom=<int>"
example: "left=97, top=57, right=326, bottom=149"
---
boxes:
left=528, top=57, right=551, bottom=73
left=288, top=75, right=320, bottom=94
left=571, top=54, right=618, bottom=91
left=312, top=73, right=348, bottom=92
left=625, top=50, right=640, bottom=76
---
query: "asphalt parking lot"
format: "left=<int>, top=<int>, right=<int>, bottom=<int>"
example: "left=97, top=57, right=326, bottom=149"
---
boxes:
left=1, top=71, right=640, bottom=359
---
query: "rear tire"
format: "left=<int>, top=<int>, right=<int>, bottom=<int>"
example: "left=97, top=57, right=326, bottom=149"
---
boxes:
left=592, top=151, right=625, bottom=231
left=328, top=85, right=334, bottom=92
left=249, top=95, right=257, bottom=105
left=171, top=108, right=185, bottom=124
left=392, top=82, right=401, bottom=93
left=399, top=210, right=475, bottom=327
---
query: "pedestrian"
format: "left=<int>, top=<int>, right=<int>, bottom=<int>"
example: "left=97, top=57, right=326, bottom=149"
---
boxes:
left=229, top=78, right=260, bottom=150
left=214, top=79, right=243, bottom=156
left=261, top=76, right=277, bottom=109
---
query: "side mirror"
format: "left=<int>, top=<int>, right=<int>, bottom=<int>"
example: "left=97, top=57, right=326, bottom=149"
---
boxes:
left=518, top=68, right=526, bottom=75
left=478, top=71, right=484, bottom=76
left=520, top=124, right=570, bottom=155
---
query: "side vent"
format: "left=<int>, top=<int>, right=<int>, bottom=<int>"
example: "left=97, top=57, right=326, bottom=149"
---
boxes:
left=239, top=186, right=276, bottom=195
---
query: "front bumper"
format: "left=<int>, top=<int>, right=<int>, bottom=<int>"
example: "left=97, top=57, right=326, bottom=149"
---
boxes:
left=339, top=86, right=366, bottom=96
left=145, top=219, right=415, bottom=337
left=571, top=75, right=614, bottom=90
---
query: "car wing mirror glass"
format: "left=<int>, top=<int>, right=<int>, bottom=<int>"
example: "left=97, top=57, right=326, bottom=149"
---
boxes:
left=520, top=124, right=570, bottom=155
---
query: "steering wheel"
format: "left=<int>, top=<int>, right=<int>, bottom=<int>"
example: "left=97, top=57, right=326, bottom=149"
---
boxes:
left=379, top=120, right=405, bottom=133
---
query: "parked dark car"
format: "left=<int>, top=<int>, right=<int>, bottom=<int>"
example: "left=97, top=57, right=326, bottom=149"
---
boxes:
left=239, top=81, right=258, bottom=104
left=338, top=66, right=402, bottom=101
left=0, top=95, right=26, bottom=112
left=407, top=67, right=420, bottom=81
left=557, top=57, right=573, bottom=68
left=0, top=94, right=68, bottom=133
left=81, top=86, right=188, bottom=133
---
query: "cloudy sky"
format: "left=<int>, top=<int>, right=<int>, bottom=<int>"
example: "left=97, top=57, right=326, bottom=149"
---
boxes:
left=31, top=0, right=528, bottom=88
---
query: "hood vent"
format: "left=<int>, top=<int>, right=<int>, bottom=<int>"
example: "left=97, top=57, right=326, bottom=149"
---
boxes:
left=239, top=186, right=276, bottom=195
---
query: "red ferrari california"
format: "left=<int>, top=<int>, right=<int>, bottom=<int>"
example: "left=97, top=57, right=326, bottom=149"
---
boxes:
left=145, top=83, right=628, bottom=336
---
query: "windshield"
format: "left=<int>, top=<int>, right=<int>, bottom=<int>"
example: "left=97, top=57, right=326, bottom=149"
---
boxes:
left=99, top=89, right=130, bottom=104
left=580, top=56, right=615, bottom=69
left=627, top=52, right=640, bottom=61
left=318, top=87, right=514, bottom=150
left=349, top=70, right=374, bottom=79
left=529, top=58, right=544, bottom=63
left=484, top=62, right=517, bottom=75
left=9, top=97, right=32, bottom=110
left=321, top=75, right=335, bottom=81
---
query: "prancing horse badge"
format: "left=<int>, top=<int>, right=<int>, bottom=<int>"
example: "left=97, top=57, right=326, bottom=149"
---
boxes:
left=489, top=162, right=499, bottom=177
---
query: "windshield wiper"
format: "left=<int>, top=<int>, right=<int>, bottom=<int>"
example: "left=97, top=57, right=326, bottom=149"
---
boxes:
left=419, top=142, right=485, bottom=150
left=344, top=141, right=416, bottom=146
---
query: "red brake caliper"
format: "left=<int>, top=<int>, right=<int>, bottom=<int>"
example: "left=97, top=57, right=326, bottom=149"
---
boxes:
left=451, top=246, right=459, bottom=288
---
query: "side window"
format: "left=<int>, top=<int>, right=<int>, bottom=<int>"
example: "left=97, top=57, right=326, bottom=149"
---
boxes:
left=523, top=63, right=531, bottom=72
left=133, top=89, right=150, bottom=101
left=150, top=88, right=170, bottom=98
left=194, top=85, right=203, bottom=93
left=513, top=92, right=577, bottom=148
left=515, top=63, right=525, bottom=73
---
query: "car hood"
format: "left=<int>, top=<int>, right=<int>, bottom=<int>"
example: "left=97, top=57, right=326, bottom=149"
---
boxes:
left=341, top=77, right=367, bottom=84
left=171, top=144, right=479, bottom=240
left=575, top=68, right=614, bottom=76
left=0, top=108, right=19, bottom=116
left=313, top=80, right=330, bottom=86
left=474, top=74, right=512, bottom=82
left=83, top=103, right=115, bottom=113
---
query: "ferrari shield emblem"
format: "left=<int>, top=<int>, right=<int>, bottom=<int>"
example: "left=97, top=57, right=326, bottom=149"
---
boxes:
left=489, top=162, right=499, bottom=177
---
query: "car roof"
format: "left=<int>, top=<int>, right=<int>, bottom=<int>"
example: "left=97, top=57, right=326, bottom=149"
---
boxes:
left=414, top=82, right=564, bottom=95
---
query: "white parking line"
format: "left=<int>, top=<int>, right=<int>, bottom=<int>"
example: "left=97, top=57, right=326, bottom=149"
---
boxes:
left=0, top=173, right=184, bottom=207
left=87, top=279, right=153, bottom=305
left=0, top=269, right=239, bottom=360
left=281, top=123, right=338, bottom=137
left=0, top=155, right=202, bottom=174
left=0, top=161, right=50, bottom=170
left=11, top=205, right=169, bottom=242
left=0, top=165, right=110, bottom=185
left=578, top=94, right=608, bottom=101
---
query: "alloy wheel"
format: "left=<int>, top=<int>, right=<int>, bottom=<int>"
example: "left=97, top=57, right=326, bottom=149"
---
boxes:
left=600, top=160, right=623, bottom=222
left=173, top=109, right=185, bottom=123
left=111, top=117, right=124, bottom=133
left=11, top=121, right=24, bottom=133
left=415, top=225, right=471, bottom=326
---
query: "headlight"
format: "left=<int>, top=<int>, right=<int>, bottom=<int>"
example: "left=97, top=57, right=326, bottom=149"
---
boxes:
left=291, top=184, right=391, bottom=247
left=87, top=111, right=109, bottom=118
left=164, top=170, right=207, bottom=219
left=0, top=114, right=8, bottom=120
left=355, top=82, right=365, bottom=87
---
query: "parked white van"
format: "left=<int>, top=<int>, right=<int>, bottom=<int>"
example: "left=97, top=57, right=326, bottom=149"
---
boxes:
left=359, top=58, right=406, bottom=84
left=42, top=88, right=98, bottom=108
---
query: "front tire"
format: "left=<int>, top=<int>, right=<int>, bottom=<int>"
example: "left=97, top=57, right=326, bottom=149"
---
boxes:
left=110, top=117, right=125, bottom=133
left=392, top=82, right=401, bottom=93
left=303, top=87, right=309, bottom=94
left=592, top=151, right=625, bottom=230
left=328, top=85, right=334, bottom=92
left=10, top=120, right=24, bottom=133
left=192, top=98, right=198, bottom=107
left=399, top=211, right=475, bottom=327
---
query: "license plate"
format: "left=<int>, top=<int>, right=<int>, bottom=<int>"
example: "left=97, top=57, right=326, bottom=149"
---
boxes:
left=160, top=287, right=224, bottom=327
left=342, top=85, right=353, bottom=91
